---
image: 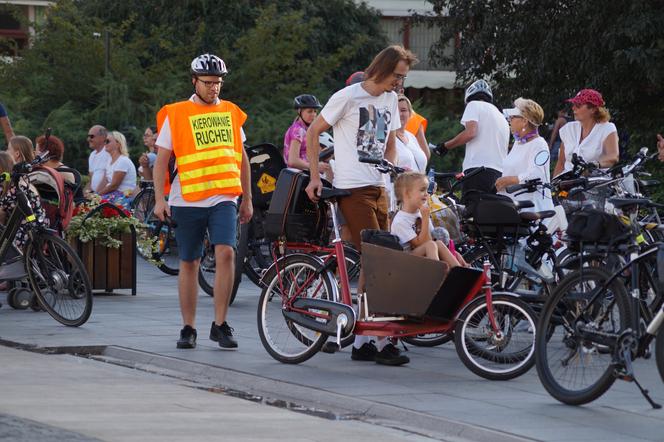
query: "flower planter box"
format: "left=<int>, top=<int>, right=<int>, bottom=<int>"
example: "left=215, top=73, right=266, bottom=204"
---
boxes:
left=71, top=232, right=137, bottom=296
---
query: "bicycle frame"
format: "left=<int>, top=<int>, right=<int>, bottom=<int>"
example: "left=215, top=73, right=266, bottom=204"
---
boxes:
left=0, top=173, right=39, bottom=266
left=270, top=196, right=499, bottom=340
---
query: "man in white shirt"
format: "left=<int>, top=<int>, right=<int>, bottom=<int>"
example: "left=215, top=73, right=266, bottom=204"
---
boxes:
left=438, top=80, right=509, bottom=202
left=305, top=45, right=418, bottom=366
left=84, top=125, right=110, bottom=195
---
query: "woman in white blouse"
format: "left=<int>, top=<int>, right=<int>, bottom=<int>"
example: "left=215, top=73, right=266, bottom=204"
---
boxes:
left=495, top=98, right=554, bottom=213
left=553, top=89, right=619, bottom=176
left=97, top=130, right=137, bottom=206
left=395, top=95, right=427, bottom=173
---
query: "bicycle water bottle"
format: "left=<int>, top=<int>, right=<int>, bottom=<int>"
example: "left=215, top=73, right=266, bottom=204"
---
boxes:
left=427, top=168, right=436, bottom=194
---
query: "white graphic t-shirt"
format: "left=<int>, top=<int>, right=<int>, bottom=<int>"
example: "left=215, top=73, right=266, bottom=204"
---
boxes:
left=320, top=84, right=400, bottom=189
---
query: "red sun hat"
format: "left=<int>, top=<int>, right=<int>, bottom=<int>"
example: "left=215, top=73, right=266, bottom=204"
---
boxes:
left=566, top=89, right=605, bottom=107
left=346, top=71, right=365, bottom=86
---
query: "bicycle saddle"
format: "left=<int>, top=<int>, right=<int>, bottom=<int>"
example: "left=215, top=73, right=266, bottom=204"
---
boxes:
left=520, top=210, right=556, bottom=221
left=607, top=197, right=653, bottom=209
left=320, top=187, right=351, bottom=200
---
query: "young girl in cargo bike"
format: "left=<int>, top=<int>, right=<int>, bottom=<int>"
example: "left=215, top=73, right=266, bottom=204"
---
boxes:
left=391, top=172, right=467, bottom=267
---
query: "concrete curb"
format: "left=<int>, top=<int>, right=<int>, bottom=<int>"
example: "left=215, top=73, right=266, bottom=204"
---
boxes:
left=100, top=345, right=536, bottom=442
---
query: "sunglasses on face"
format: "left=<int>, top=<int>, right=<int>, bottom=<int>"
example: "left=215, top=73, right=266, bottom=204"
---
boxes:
left=104, top=139, right=113, bottom=144
left=87, top=134, right=96, bottom=139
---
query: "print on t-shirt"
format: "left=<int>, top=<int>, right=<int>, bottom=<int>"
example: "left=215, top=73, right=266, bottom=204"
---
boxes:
left=357, top=105, right=392, bottom=159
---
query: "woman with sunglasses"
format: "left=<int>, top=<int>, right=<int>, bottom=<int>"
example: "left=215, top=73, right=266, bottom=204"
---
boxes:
left=137, top=126, right=158, bottom=183
left=97, top=131, right=136, bottom=206
left=552, top=89, right=619, bottom=176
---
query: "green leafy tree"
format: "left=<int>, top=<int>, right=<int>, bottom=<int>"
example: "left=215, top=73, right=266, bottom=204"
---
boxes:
left=422, top=0, right=664, bottom=149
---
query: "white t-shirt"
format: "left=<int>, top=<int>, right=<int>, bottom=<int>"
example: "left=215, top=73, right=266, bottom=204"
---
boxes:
left=320, top=83, right=401, bottom=189
left=560, top=121, right=617, bottom=173
left=396, top=131, right=427, bottom=173
left=156, top=96, right=246, bottom=207
left=89, top=149, right=111, bottom=192
left=460, top=100, right=509, bottom=172
left=105, top=155, right=137, bottom=193
left=499, top=137, right=554, bottom=213
left=390, top=209, right=435, bottom=252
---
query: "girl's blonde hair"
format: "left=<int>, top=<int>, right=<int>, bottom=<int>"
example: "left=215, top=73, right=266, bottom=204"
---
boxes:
left=0, top=151, right=15, bottom=197
left=394, top=171, right=427, bottom=204
left=109, top=131, right=129, bottom=156
left=8, top=135, right=35, bottom=162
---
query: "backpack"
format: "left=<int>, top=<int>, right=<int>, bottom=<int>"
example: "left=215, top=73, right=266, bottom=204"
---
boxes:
left=28, top=166, right=76, bottom=234
left=566, top=209, right=631, bottom=246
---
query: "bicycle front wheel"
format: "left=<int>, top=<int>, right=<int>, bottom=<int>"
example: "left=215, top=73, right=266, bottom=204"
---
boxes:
left=656, top=323, right=664, bottom=384
left=535, top=267, right=630, bottom=405
left=25, top=232, right=93, bottom=327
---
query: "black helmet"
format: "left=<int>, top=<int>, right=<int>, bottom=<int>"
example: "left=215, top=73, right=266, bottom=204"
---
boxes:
left=191, top=54, right=227, bottom=77
left=293, top=94, right=322, bottom=109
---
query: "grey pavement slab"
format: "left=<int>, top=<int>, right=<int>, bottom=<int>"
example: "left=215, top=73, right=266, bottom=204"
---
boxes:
left=0, top=260, right=663, bottom=441
left=0, top=346, right=438, bottom=442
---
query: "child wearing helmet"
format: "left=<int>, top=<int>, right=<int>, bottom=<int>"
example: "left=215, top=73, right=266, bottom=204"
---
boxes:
left=283, top=95, right=330, bottom=175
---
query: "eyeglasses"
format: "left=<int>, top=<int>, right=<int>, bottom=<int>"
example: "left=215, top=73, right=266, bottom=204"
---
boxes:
left=197, top=79, right=223, bottom=88
left=393, top=73, right=408, bottom=81
left=87, top=134, right=96, bottom=139
left=104, top=139, right=112, bottom=144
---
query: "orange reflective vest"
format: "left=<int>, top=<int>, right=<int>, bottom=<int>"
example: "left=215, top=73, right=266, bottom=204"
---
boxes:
left=405, top=111, right=428, bottom=136
left=156, top=106, right=172, bottom=195
left=164, top=100, right=247, bottom=201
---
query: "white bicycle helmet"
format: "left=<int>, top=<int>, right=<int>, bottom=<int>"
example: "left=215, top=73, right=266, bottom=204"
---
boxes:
left=191, top=54, right=227, bottom=77
left=319, top=132, right=334, bottom=149
left=464, top=79, right=493, bottom=103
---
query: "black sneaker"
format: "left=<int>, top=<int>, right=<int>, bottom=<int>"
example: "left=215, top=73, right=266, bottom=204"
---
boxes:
left=210, top=321, right=238, bottom=349
left=176, top=325, right=197, bottom=349
left=375, top=343, right=410, bottom=366
left=351, top=342, right=378, bottom=361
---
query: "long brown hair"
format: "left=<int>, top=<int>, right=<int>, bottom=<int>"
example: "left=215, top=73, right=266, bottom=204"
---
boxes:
left=364, top=45, right=418, bottom=84
left=8, top=135, right=35, bottom=162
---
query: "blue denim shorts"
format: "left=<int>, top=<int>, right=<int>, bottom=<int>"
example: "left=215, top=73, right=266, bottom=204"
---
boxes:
left=171, top=201, right=238, bottom=262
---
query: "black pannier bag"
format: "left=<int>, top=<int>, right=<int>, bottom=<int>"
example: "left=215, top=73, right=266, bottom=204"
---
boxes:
left=245, top=143, right=286, bottom=211
left=465, top=193, right=521, bottom=225
left=566, top=209, right=631, bottom=248
left=464, top=193, right=527, bottom=237
left=264, top=168, right=329, bottom=242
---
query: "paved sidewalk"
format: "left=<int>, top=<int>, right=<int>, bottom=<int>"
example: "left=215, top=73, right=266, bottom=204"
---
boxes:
left=0, top=345, right=436, bottom=442
left=1, top=260, right=663, bottom=441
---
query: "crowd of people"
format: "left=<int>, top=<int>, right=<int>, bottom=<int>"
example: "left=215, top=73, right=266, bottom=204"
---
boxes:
left=1, top=42, right=663, bottom=369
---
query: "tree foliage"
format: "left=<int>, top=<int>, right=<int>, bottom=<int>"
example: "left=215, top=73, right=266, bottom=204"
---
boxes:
left=422, top=0, right=664, bottom=148
left=0, top=0, right=385, bottom=171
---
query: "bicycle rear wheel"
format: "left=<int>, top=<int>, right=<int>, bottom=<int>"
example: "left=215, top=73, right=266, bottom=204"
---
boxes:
left=257, top=254, right=334, bottom=364
left=25, top=231, right=92, bottom=327
left=198, top=238, right=242, bottom=305
left=454, top=294, right=537, bottom=380
left=535, top=267, right=630, bottom=405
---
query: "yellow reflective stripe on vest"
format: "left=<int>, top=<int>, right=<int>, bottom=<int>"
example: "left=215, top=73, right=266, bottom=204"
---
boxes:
left=178, top=148, right=242, bottom=166
left=181, top=178, right=241, bottom=195
left=179, top=163, right=238, bottom=181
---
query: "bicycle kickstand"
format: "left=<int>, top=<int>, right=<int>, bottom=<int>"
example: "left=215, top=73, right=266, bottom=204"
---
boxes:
left=620, top=347, right=662, bottom=409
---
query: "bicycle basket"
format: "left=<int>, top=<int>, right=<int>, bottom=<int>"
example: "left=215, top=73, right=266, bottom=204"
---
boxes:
left=429, top=194, right=462, bottom=242
left=559, top=186, right=609, bottom=213
left=264, top=168, right=329, bottom=243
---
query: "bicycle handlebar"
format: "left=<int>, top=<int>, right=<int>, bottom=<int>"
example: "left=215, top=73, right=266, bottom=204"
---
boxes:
left=357, top=156, right=405, bottom=175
